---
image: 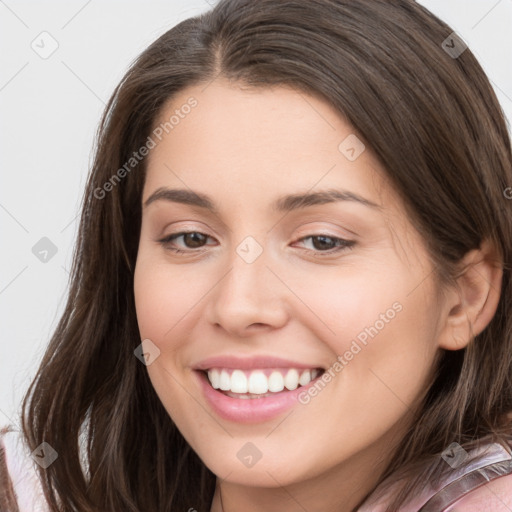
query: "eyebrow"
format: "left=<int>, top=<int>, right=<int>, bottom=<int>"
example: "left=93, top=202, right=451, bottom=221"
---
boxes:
left=143, top=187, right=382, bottom=212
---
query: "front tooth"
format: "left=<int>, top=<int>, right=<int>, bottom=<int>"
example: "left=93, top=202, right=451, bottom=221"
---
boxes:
left=248, top=371, right=269, bottom=394
left=208, top=369, right=220, bottom=389
left=268, top=371, right=284, bottom=392
left=231, top=370, right=248, bottom=393
left=298, top=369, right=311, bottom=386
left=219, top=370, right=231, bottom=391
left=284, top=369, right=300, bottom=390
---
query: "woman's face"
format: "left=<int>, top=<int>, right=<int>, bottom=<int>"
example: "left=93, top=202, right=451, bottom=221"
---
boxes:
left=134, top=79, right=444, bottom=496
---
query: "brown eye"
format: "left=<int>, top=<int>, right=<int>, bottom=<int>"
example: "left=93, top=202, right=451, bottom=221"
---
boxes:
left=158, top=231, right=214, bottom=253
left=295, top=235, right=356, bottom=256
left=310, top=235, right=338, bottom=250
left=180, top=232, right=208, bottom=248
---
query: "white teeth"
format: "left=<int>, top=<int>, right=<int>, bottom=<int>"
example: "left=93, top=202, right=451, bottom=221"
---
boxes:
left=284, top=369, right=299, bottom=390
left=230, top=370, right=248, bottom=393
left=219, top=370, right=231, bottom=391
left=208, top=369, right=220, bottom=389
left=268, top=371, right=284, bottom=392
left=248, top=371, right=269, bottom=394
left=206, top=367, right=321, bottom=395
left=299, top=369, right=311, bottom=386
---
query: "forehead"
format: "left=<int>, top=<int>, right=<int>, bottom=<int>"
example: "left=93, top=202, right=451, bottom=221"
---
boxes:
left=144, top=79, right=391, bottom=211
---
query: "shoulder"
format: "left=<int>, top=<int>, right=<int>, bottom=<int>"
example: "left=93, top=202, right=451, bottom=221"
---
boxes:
left=419, top=436, right=512, bottom=511
left=358, top=435, right=512, bottom=511
left=445, top=473, right=512, bottom=511
left=0, top=425, right=50, bottom=512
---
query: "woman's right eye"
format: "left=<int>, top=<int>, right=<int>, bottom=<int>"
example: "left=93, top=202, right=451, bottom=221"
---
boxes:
left=158, top=231, right=215, bottom=254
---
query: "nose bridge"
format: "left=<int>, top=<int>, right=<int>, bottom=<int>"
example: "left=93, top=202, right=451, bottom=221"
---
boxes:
left=223, top=234, right=274, bottom=306
left=207, top=233, right=289, bottom=333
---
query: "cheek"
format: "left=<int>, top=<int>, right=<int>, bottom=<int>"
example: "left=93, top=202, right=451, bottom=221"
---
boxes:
left=133, top=259, right=190, bottom=347
left=288, top=267, right=407, bottom=352
left=296, top=265, right=438, bottom=399
left=287, top=276, right=438, bottom=458
left=133, top=260, right=206, bottom=433
left=332, top=278, right=439, bottom=419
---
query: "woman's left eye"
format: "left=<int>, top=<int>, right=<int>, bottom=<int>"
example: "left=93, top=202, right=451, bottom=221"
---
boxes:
left=294, top=234, right=356, bottom=255
left=157, top=231, right=355, bottom=256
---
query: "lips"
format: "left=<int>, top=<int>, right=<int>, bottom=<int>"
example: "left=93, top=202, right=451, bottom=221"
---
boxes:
left=194, top=355, right=326, bottom=372
left=195, top=367, right=325, bottom=423
left=193, top=355, right=326, bottom=419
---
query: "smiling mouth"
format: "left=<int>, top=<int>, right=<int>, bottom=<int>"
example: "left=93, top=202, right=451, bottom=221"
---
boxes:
left=202, top=367, right=325, bottom=399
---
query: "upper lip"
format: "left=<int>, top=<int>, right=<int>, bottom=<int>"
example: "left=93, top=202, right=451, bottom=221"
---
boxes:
left=193, top=355, right=325, bottom=371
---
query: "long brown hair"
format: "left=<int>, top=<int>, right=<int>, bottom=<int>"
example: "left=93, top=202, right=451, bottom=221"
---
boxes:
left=20, top=1, right=512, bottom=510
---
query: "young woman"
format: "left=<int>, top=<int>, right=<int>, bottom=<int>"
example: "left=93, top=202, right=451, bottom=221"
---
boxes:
left=1, top=0, right=512, bottom=510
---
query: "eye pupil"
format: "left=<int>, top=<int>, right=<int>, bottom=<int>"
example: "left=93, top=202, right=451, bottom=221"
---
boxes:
left=185, top=232, right=207, bottom=248
left=312, top=235, right=335, bottom=250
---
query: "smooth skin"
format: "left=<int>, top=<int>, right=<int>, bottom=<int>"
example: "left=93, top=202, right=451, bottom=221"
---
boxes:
left=133, top=79, right=502, bottom=512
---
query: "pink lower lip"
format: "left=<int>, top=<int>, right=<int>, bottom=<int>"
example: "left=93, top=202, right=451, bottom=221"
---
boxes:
left=195, top=370, right=320, bottom=423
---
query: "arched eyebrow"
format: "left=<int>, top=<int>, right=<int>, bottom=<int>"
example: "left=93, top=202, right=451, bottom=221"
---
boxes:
left=143, top=187, right=382, bottom=212
left=273, top=189, right=382, bottom=211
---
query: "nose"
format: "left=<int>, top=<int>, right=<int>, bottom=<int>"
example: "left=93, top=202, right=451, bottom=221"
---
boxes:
left=205, top=241, right=289, bottom=337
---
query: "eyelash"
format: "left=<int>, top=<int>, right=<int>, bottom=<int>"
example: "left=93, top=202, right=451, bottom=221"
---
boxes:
left=157, top=231, right=355, bottom=257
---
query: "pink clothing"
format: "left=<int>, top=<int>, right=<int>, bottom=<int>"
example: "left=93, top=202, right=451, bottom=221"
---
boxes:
left=358, top=437, right=512, bottom=511
left=1, top=425, right=511, bottom=511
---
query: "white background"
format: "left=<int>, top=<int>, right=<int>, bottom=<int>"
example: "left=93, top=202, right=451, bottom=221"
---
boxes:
left=1, top=0, right=511, bottom=427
